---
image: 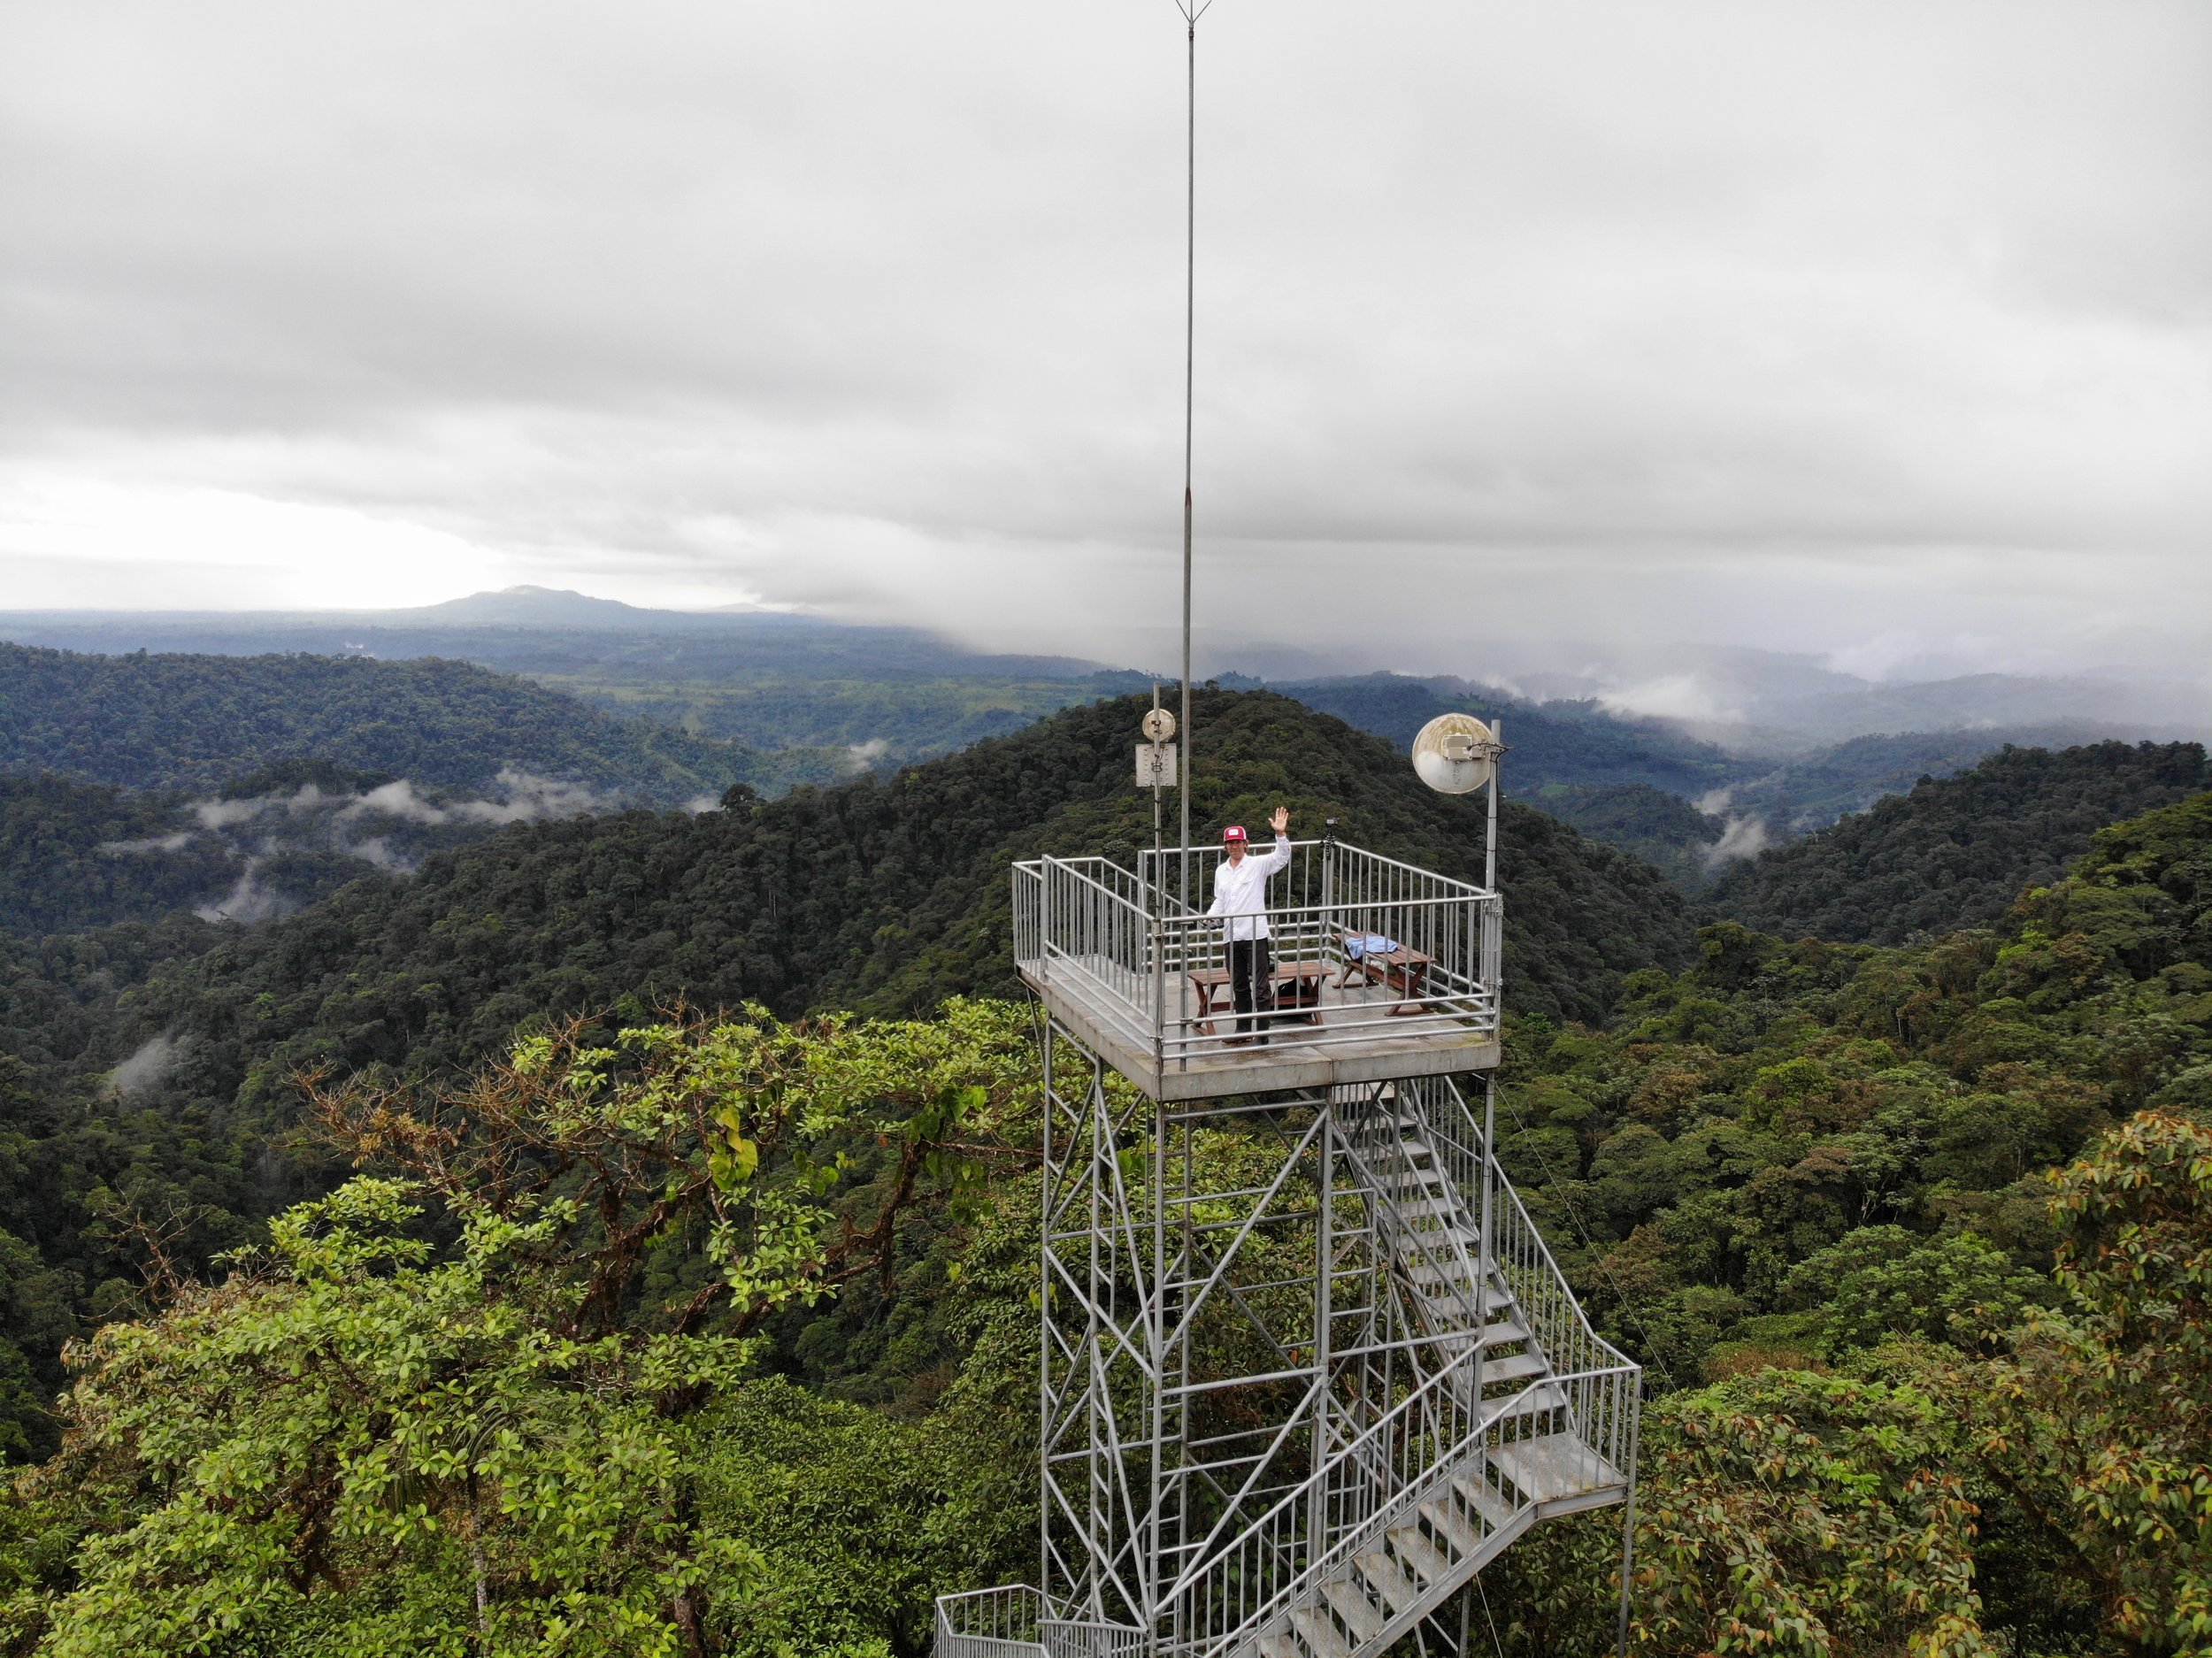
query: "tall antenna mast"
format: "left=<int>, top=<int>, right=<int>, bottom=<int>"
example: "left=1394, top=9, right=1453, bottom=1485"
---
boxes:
left=1176, top=0, right=1210, bottom=914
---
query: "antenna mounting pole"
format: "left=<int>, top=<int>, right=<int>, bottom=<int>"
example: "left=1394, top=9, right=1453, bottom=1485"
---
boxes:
left=1176, top=2, right=1208, bottom=916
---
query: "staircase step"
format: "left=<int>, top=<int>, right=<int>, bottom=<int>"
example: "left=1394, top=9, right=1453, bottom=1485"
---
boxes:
left=1320, top=1582, right=1386, bottom=1644
left=1491, top=1432, right=1621, bottom=1506
left=1392, top=1196, right=1467, bottom=1222
left=1451, top=1474, right=1519, bottom=1532
left=1384, top=1522, right=1454, bottom=1587
left=1259, top=1638, right=1301, bottom=1658
left=1289, top=1608, right=1354, bottom=1658
left=1353, top=1550, right=1424, bottom=1617
left=1418, top=1494, right=1485, bottom=1561
left=1483, top=1350, right=1550, bottom=1387
left=1405, top=1267, right=1516, bottom=1305
left=1489, top=1381, right=1571, bottom=1420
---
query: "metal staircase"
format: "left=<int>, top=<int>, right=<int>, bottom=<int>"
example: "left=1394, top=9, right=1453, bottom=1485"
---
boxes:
left=1247, top=1085, right=1633, bottom=1658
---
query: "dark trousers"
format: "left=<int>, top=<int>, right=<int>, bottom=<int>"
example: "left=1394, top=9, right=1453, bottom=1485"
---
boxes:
left=1229, top=938, right=1275, bottom=1038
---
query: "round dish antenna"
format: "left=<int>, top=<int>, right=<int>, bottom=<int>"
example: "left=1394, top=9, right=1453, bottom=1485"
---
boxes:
left=1410, top=712, right=1501, bottom=795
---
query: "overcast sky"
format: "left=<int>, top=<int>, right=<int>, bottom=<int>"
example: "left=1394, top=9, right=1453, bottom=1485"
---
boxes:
left=2, top=1, right=2207, bottom=681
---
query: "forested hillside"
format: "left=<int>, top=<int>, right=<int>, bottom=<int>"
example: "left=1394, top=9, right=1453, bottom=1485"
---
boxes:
left=2, top=783, right=2206, bottom=1654
left=0, top=777, right=239, bottom=936
left=1709, top=740, right=2208, bottom=943
left=0, top=643, right=750, bottom=801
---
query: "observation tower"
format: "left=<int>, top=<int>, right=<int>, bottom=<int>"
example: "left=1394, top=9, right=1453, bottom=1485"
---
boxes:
left=935, top=718, right=1641, bottom=1658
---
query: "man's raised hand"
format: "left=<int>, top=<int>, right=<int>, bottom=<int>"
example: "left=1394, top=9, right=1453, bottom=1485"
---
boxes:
left=1271, top=805, right=1290, bottom=836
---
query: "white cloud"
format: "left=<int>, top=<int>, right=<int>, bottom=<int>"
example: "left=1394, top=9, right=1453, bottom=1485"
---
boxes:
left=1596, top=676, right=1742, bottom=725
left=1700, top=816, right=1772, bottom=871
left=97, top=831, right=195, bottom=855
left=195, top=864, right=295, bottom=925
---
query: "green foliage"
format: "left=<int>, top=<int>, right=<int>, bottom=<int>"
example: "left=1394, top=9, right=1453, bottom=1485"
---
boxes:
left=1632, top=1361, right=1994, bottom=1656
left=1709, top=741, right=2208, bottom=945
left=2, top=1005, right=1034, bottom=1655
left=1973, top=1107, right=2212, bottom=1654
left=1783, top=1226, right=2049, bottom=1356
left=0, top=779, right=236, bottom=937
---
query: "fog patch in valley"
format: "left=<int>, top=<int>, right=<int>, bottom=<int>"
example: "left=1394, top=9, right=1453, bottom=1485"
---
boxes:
left=1699, top=816, right=1772, bottom=872
left=108, top=1033, right=186, bottom=1101
left=96, top=831, right=196, bottom=856
left=195, top=864, right=296, bottom=925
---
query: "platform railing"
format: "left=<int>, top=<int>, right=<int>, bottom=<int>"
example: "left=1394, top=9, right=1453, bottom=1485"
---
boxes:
left=1013, top=841, right=1502, bottom=1066
left=935, top=1586, right=1147, bottom=1658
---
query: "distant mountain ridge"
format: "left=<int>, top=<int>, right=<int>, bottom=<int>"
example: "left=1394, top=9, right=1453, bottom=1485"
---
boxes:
left=0, top=641, right=749, bottom=801
left=0, top=588, right=1134, bottom=682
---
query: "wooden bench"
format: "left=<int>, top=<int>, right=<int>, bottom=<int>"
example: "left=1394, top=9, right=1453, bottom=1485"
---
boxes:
left=1333, top=930, right=1434, bottom=1015
left=1189, top=961, right=1325, bottom=1036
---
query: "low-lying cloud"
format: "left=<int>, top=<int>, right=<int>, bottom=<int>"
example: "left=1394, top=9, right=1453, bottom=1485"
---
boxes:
left=109, top=1032, right=186, bottom=1100
left=98, top=831, right=196, bottom=856
left=1699, top=815, right=1771, bottom=871
left=195, top=864, right=295, bottom=925
left=343, top=770, right=617, bottom=828
left=90, top=769, right=628, bottom=925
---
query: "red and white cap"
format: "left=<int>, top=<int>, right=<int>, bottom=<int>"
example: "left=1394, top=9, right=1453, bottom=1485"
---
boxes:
left=1223, top=825, right=1248, bottom=843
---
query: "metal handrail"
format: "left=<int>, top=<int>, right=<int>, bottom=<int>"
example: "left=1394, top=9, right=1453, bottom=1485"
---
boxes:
left=1175, top=1351, right=1637, bottom=1658
left=1013, top=841, right=1502, bottom=1066
left=1409, top=1077, right=1635, bottom=1377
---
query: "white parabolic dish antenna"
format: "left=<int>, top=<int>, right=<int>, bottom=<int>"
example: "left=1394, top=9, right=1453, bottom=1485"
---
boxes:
left=1410, top=712, right=1500, bottom=795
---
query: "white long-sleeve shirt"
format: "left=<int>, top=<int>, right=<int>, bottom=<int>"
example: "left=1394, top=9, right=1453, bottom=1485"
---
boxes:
left=1207, top=835, right=1293, bottom=941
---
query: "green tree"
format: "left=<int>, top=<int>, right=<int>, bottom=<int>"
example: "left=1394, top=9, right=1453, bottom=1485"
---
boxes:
left=1, top=1004, right=1034, bottom=1656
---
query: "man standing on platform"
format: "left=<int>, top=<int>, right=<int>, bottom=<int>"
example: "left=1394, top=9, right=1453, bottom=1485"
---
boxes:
left=1209, top=804, right=1293, bottom=1044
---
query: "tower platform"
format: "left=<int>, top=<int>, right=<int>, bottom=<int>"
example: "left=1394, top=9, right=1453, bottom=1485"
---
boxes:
left=1012, top=840, right=1502, bottom=1102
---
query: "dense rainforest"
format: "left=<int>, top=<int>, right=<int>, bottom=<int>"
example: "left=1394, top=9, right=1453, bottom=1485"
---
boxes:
left=0, top=788, right=2202, bottom=1654
left=0, top=672, right=2206, bottom=1656
left=1708, top=740, right=2209, bottom=943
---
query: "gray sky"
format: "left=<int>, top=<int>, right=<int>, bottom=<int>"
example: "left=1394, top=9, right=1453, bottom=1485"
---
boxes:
left=3, top=0, right=2208, bottom=682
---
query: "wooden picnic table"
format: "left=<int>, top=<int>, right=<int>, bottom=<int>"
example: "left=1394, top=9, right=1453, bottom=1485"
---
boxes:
left=1188, top=961, right=1325, bottom=1036
left=1333, top=931, right=1434, bottom=1015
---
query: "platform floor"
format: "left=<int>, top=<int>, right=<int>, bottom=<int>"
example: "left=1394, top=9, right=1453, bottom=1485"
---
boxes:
left=1020, top=952, right=1501, bottom=1101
